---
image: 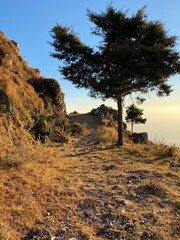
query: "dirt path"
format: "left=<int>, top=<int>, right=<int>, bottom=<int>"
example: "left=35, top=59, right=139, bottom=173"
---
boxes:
left=23, top=138, right=180, bottom=240
left=68, top=113, right=101, bottom=130
left=19, top=114, right=180, bottom=240
left=68, top=113, right=105, bottom=152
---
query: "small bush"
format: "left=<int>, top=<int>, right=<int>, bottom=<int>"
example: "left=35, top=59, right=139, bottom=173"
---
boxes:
left=31, top=112, right=69, bottom=143
left=69, top=122, right=89, bottom=136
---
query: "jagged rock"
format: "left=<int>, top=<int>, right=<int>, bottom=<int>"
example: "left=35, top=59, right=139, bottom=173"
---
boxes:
left=91, top=104, right=117, bottom=118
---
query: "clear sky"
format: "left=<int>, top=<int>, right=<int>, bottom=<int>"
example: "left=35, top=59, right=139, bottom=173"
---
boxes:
left=0, top=0, right=180, bottom=145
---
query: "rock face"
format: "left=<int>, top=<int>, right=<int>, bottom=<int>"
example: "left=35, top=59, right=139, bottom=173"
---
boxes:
left=0, top=31, right=66, bottom=141
left=28, top=78, right=66, bottom=115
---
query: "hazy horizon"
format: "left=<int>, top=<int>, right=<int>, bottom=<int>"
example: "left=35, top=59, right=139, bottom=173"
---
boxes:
left=66, top=98, right=180, bottom=147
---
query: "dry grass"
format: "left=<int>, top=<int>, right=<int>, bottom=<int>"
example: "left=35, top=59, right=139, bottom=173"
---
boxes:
left=0, top=134, right=64, bottom=239
left=95, top=126, right=118, bottom=144
left=0, top=128, right=179, bottom=239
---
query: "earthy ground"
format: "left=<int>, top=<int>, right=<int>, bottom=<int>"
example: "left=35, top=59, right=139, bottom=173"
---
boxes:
left=0, top=114, right=180, bottom=240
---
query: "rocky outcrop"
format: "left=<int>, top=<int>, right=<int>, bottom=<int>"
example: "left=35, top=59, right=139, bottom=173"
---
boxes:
left=91, top=104, right=118, bottom=120
left=90, top=104, right=127, bottom=129
left=27, top=78, right=66, bottom=115
left=0, top=31, right=66, bottom=142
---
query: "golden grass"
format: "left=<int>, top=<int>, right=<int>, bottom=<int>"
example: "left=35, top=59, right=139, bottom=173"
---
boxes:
left=0, top=130, right=179, bottom=239
left=95, top=126, right=118, bottom=143
left=0, top=137, right=64, bottom=239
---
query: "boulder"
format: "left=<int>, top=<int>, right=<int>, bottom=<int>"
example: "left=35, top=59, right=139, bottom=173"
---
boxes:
left=131, top=132, right=148, bottom=144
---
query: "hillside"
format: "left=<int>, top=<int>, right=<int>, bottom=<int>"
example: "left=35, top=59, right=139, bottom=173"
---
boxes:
left=0, top=31, right=66, bottom=142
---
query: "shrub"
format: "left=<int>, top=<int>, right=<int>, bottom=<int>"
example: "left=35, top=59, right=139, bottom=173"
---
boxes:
left=68, top=121, right=89, bottom=136
left=31, top=111, right=69, bottom=143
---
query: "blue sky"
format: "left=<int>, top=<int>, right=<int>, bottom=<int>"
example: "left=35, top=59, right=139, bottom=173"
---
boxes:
left=1, top=0, right=180, bottom=145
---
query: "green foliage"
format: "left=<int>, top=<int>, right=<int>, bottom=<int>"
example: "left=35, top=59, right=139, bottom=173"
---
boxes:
left=126, top=104, right=146, bottom=132
left=50, top=5, right=180, bottom=145
left=31, top=109, right=89, bottom=143
left=31, top=111, right=69, bottom=143
left=68, top=121, right=89, bottom=136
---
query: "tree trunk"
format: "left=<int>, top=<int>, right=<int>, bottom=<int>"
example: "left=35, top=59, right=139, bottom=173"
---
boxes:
left=131, top=121, right=134, bottom=133
left=117, top=96, right=123, bottom=146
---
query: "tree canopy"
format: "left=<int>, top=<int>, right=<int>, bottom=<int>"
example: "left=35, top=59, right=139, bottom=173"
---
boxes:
left=50, top=5, right=180, bottom=146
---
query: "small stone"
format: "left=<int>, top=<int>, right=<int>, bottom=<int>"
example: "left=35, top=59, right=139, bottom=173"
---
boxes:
left=124, top=223, right=135, bottom=231
left=112, top=185, right=120, bottom=190
left=103, top=164, right=115, bottom=171
left=69, top=238, right=82, bottom=240
left=141, top=231, right=153, bottom=239
left=162, top=198, right=169, bottom=203
left=116, top=200, right=127, bottom=206
left=170, top=162, right=180, bottom=168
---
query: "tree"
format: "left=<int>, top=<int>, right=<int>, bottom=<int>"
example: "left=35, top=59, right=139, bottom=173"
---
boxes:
left=126, top=104, right=146, bottom=132
left=50, top=6, right=180, bottom=146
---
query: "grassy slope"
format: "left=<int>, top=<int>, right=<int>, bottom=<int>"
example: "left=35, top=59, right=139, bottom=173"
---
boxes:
left=0, top=126, right=179, bottom=240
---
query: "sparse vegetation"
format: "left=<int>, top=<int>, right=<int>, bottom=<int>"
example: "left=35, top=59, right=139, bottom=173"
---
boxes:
left=0, top=126, right=179, bottom=239
left=0, top=24, right=179, bottom=240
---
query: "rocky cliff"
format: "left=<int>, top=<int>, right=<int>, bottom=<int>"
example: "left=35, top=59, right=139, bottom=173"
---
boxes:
left=0, top=31, right=66, bottom=142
